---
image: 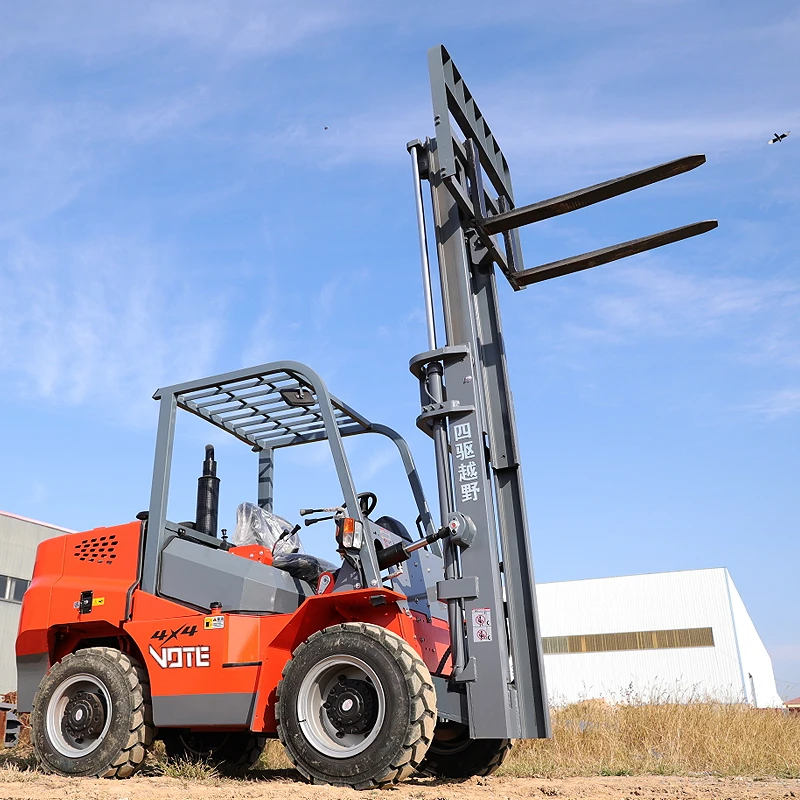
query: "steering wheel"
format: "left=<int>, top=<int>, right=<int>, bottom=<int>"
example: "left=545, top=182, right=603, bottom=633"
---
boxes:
left=357, top=491, right=378, bottom=517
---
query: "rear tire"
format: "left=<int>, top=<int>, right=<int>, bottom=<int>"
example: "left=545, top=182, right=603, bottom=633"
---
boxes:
left=276, top=622, right=436, bottom=788
left=161, top=729, right=267, bottom=775
left=31, top=647, right=154, bottom=778
left=417, top=722, right=510, bottom=778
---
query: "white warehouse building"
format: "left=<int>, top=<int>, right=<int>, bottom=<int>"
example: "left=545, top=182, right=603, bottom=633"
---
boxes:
left=536, top=568, right=782, bottom=708
left=0, top=511, right=72, bottom=694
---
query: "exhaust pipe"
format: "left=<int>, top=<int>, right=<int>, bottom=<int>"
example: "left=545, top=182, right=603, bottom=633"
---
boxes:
left=195, top=444, right=220, bottom=537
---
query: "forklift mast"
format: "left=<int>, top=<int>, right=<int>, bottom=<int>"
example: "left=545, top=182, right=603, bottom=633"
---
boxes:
left=408, top=46, right=717, bottom=740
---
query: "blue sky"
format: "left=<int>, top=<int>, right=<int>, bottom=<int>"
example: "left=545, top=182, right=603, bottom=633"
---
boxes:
left=0, top=2, right=798, bottom=698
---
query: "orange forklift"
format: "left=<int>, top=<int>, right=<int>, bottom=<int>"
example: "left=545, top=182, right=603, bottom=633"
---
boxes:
left=15, top=45, right=715, bottom=786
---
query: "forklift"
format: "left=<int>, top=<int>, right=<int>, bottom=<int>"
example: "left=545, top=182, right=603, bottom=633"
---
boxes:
left=15, top=45, right=716, bottom=786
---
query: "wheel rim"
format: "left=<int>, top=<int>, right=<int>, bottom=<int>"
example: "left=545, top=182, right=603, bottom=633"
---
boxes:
left=45, top=672, right=113, bottom=758
left=296, top=654, right=386, bottom=759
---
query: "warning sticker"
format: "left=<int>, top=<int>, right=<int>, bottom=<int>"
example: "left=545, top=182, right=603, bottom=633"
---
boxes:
left=203, top=615, right=225, bottom=630
left=471, top=608, right=492, bottom=642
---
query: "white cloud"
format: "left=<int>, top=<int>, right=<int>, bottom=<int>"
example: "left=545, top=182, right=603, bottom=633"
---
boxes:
left=257, top=95, right=796, bottom=192
left=588, top=265, right=799, bottom=339
left=0, top=236, right=221, bottom=422
left=0, top=2, right=358, bottom=232
left=241, top=311, right=278, bottom=368
left=532, top=259, right=800, bottom=354
left=519, top=259, right=800, bottom=419
left=0, top=89, right=226, bottom=234
left=248, top=103, right=429, bottom=169
left=745, top=388, right=800, bottom=420
left=747, top=325, right=800, bottom=371
left=0, top=1, right=353, bottom=58
left=362, top=447, right=397, bottom=481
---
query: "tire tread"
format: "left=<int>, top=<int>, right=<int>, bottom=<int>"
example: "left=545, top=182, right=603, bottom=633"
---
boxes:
left=276, top=622, right=436, bottom=789
left=32, top=646, right=154, bottom=779
left=417, top=734, right=511, bottom=778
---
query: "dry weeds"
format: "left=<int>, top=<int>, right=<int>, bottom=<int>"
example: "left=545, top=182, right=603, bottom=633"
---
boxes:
left=2, top=701, right=798, bottom=785
left=501, top=700, right=800, bottom=778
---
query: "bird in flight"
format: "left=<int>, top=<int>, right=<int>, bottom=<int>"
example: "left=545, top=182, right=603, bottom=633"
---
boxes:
left=768, top=131, right=790, bottom=144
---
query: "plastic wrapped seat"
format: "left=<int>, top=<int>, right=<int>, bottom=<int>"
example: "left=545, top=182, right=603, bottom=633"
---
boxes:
left=232, top=502, right=303, bottom=554
left=232, top=502, right=336, bottom=585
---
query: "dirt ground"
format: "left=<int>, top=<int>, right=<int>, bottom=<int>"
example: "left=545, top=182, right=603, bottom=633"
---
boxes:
left=1, top=771, right=799, bottom=800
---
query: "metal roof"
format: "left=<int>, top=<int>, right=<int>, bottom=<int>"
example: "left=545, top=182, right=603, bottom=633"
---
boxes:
left=0, top=510, right=73, bottom=533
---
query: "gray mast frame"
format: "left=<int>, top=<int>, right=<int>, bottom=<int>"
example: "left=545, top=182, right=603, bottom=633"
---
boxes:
left=142, top=361, right=437, bottom=596
left=409, top=45, right=551, bottom=741
left=410, top=45, right=717, bottom=741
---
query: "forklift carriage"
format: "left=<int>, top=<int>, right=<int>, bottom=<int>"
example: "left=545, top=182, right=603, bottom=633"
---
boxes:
left=15, top=44, right=715, bottom=787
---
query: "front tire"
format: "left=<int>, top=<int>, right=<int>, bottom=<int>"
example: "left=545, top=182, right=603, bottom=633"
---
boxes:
left=161, top=729, right=267, bottom=775
left=417, top=721, right=511, bottom=778
left=31, top=647, right=154, bottom=778
left=276, top=622, right=436, bottom=788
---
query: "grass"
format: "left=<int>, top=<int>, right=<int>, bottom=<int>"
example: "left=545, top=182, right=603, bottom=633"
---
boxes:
left=499, top=700, right=800, bottom=778
left=0, top=762, right=42, bottom=782
left=138, top=740, right=224, bottom=782
left=255, top=740, right=292, bottom=771
left=157, top=756, right=221, bottom=781
left=2, top=701, right=799, bottom=781
left=0, top=746, right=41, bottom=782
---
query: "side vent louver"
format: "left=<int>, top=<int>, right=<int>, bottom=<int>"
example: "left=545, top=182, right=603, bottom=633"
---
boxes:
left=73, top=534, right=118, bottom=564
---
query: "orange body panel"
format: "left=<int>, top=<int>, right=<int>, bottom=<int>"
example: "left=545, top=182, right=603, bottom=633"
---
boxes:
left=120, top=587, right=451, bottom=733
left=17, top=520, right=452, bottom=735
left=125, top=610, right=261, bottom=702
left=228, top=544, right=273, bottom=566
left=412, top=610, right=452, bottom=675
left=17, top=521, right=142, bottom=659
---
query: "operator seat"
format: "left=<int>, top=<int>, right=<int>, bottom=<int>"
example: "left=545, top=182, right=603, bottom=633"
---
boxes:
left=233, top=502, right=336, bottom=585
left=272, top=552, right=337, bottom=584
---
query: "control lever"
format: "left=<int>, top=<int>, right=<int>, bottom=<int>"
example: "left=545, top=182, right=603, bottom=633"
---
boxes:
left=272, top=524, right=301, bottom=555
left=275, top=523, right=301, bottom=541
left=299, top=506, right=345, bottom=516
left=304, top=515, right=335, bottom=527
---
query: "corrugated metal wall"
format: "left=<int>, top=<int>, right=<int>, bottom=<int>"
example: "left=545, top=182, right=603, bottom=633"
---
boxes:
left=536, top=568, right=782, bottom=708
left=0, top=513, right=71, bottom=694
